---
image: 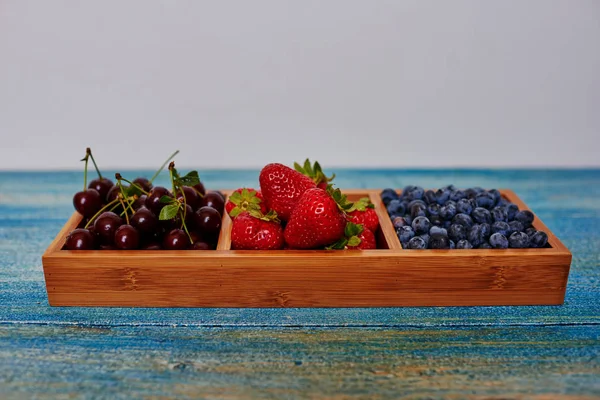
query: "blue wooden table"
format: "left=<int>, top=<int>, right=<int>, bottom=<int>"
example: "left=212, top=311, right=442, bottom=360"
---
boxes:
left=1, top=169, right=599, bottom=399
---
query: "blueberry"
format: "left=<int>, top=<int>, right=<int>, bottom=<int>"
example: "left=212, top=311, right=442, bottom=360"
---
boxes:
left=407, top=199, right=426, bottom=209
left=412, top=216, right=431, bottom=235
left=489, top=233, right=508, bottom=249
left=452, top=213, right=474, bottom=229
left=410, top=204, right=427, bottom=218
left=424, top=190, right=437, bottom=205
left=404, top=186, right=424, bottom=201
left=491, top=206, right=508, bottom=223
left=449, top=240, right=456, bottom=249
left=456, top=240, right=473, bottom=249
left=435, top=189, right=451, bottom=205
left=456, top=198, right=474, bottom=215
left=464, top=188, right=478, bottom=199
left=506, top=203, right=519, bottom=221
left=387, top=200, right=405, bottom=216
left=381, top=188, right=399, bottom=205
left=488, top=189, right=501, bottom=205
left=525, top=227, right=537, bottom=236
left=429, top=226, right=448, bottom=236
left=406, top=236, right=427, bottom=249
left=439, top=203, right=457, bottom=220
left=496, top=198, right=509, bottom=207
left=403, top=215, right=413, bottom=226
left=450, top=190, right=466, bottom=202
left=448, top=224, right=467, bottom=242
left=472, top=207, right=492, bottom=224
left=468, top=224, right=487, bottom=247
left=508, top=220, right=524, bottom=235
left=530, top=231, right=548, bottom=248
left=480, top=223, right=491, bottom=239
left=444, top=200, right=457, bottom=208
left=402, top=185, right=416, bottom=196
left=429, top=233, right=451, bottom=249
left=491, top=221, right=510, bottom=237
left=427, top=203, right=441, bottom=217
left=473, top=187, right=485, bottom=193
left=392, top=216, right=410, bottom=229
left=475, top=192, right=496, bottom=209
left=429, top=215, right=443, bottom=226
left=419, top=234, right=430, bottom=246
left=515, top=210, right=534, bottom=228
left=444, top=184, right=457, bottom=191
left=397, top=226, right=415, bottom=244
left=509, top=231, right=530, bottom=248
left=478, top=242, right=493, bottom=249
left=442, top=220, right=452, bottom=229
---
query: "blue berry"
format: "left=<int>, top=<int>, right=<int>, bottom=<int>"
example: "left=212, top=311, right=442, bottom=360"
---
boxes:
left=410, top=203, right=427, bottom=218
left=392, top=216, right=410, bottom=229
left=468, top=224, right=487, bottom=247
left=489, top=189, right=501, bottom=205
left=475, top=192, right=496, bottom=209
left=450, top=190, right=466, bottom=202
left=489, top=233, right=508, bottom=249
left=473, top=187, right=485, bottom=193
left=506, top=203, right=519, bottom=220
left=427, top=203, right=441, bottom=217
left=397, top=226, right=415, bottom=244
left=456, top=240, right=473, bottom=249
left=456, top=198, right=474, bottom=215
left=515, top=210, right=534, bottom=228
left=491, top=221, right=510, bottom=236
left=496, top=198, right=509, bottom=207
left=442, top=220, right=452, bottom=229
left=424, top=190, right=437, bottom=204
left=380, top=188, right=399, bottom=205
left=403, top=215, right=413, bottom=226
left=444, top=184, right=457, bottom=191
left=407, top=199, right=426, bottom=209
left=429, top=233, right=451, bottom=249
left=448, top=223, right=467, bottom=242
left=429, top=226, right=448, bottom=236
left=435, top=189, right=451, bottom=205
left=464, top=188, right=478, bottom=199
left=449, top=240, right=456, bottom=249
left=429, top=215, right=443, bottom=226
left=452, top=213, right=474, bottom=229
left=472, top=207, right=492, bottom=224
left=509, top=231, right=530, bottom=248
left=478, top=242, right=492, bottom=249
left=530, top=231, right=548, bottom=248
left=419, top=233, right=430, bottom=246
left=508, top=220, right=524, bottom=235
left=491, top=206, right=508, bottom=223
left=404, top=186, right=424, bottom=201
left=401, top=185, right=416, bottom=197
left=412, top=216, right=431, bottom=235
left=525, top=227, right=537, bottom=236
left=406, top=236, right=427, bottom=249
left=439, top=203, right=457, bottom=220
left=480, top=223, right=491, bottom=239
left=387, top=200, right=405, bottom=216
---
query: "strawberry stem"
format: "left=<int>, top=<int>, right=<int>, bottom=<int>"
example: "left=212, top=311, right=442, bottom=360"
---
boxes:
left=150, top=150, right=179, bottom=183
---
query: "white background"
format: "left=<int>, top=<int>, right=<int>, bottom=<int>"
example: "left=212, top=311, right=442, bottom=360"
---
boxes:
left=0, top=0, right=598, bottom=170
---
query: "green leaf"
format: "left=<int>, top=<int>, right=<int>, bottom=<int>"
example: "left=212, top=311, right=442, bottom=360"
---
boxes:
left=345, top=222, right=363, bottom=237
left=230, top=207, right=242, bottom=218
left=159, top=203, right=180, bottom=220
left=178, top=171, right=200, bottom=186
left=126, top=185, right=142, bottom=197
left=293, top=162, right=303, bottom=173
left=228, top=191, right=243, bottom=205
left=325, top=238, right=348, bottom=250
left=159, top=195, right=174, bottom=204
left=347, top=236, right=361, bottom=247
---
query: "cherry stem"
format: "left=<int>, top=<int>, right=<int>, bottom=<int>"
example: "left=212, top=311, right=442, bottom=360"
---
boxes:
left=115, top=174, right=136, bottom=218
left=150, top=150, right=179, bottom=183
left=84, top=198, right=119, bottom=229
left=168, top=163, right=177, bottom=198
left=191, top=186, right=204, bottom=198
left=118, top=176, right=149, bottom=195
left=82, top=155, right=89, bottom=191
left=181, top=216, right=194, bottom=244
left=119, top=199, right=130, bottom=225
left=86, top=148, right=103, bottom=179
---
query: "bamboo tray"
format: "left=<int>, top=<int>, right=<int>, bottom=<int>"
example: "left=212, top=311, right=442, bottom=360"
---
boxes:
left=42, top=189, right=571, bottom=307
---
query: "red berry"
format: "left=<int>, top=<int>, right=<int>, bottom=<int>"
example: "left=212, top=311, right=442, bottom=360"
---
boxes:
left=225, top=188, right=267, bottom=218
left=231, top=212, right=284, bottom=250
left=259, top=163, right=316, bottom=221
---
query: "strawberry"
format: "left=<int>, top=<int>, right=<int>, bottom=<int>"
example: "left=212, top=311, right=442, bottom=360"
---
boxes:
left=294, top=159, right=335, bottom=190
left=225, top=188, right=267, bottom=218
left=346, top=197, right=379, bottom=233
left=259, top=163, right=316, bottom=221
left=284, top=187, right=353, bottom=249
left=326, top=222, right=377, bottom=250
left=231, top=211, right=284, bottom=250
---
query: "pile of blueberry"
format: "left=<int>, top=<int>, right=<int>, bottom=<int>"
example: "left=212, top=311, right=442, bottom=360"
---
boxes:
left=381, top=185, right=549, bottom=250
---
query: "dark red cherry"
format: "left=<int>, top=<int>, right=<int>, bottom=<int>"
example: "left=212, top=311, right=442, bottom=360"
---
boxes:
left=132, top=177, right=153, bottom=192
left=132, top=195, right=147, bottom=210
left=131, top=207, right=158, bottom=234
left=177, top=186, right=200, bottom=209
left=193, top=182, right=206, bottom=196
left=93, top=211, right=123, bottom=245
left=192, top=241, right=211, bottom=250
left=199, top=191, right=225, bottom=215
left=141, top=242, right=162, bottom=250
left=114, top=225, right=140, bottom=250
left=106, top=185, right=125, bottom=203
left=193, top=206, right=222, bottom=234
left=163, top=229, right=190, bottom=250
left=64, top=228, right=96, bottom=250
left=73, top=189, right=102, bottom=217
left=88, top=178, right=114, bottom=202
left=145, top=186, right=172, bottom=215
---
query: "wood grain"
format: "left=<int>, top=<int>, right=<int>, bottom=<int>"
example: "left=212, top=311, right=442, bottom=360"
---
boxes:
left=41, top=189, right=572, bottom=307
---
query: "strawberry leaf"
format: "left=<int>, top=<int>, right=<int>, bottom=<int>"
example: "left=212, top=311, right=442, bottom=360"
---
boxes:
left=325, top=238, right=348, bottom=250
left=294, top=158, right=335, bottom=186
left=345, top=222, right=364, bottom=237
left=347, top=236, right=361, bottom=247
left=159, top=203, right=180, bottom=220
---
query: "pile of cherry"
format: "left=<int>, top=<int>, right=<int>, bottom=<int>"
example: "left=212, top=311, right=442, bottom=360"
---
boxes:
left=65, top=149, right=224, bottom=250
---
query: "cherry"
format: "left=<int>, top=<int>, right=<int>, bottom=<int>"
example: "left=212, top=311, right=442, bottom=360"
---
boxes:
left=88, top=178, right=114, bottom=202
left=193, top=182, right=206, bottom=196
left=73, top=189, right=102, bottom=217
left=193, top=206, right=222, bottom=234
left=64, top=228, right=96, bottom=250
left=131, top=207, right=158, bottom=234
left=114, top=225, right=140, bottom=250
left=177, top=186, right=200, bottom=210
left=106, top=185, right=124, bottom=203
left=94, top=211, right=123, bottom=245
left=192, top=241, right=211, bottom=250
left=141, top=242, right=162, bottom=250
left=199, top=191, right=225, bottom=215
left=163, top=229, right=190, bottom=250
left=132, top=177, right=153, bottom=192
left=132, top=195, right=147, bottom=210
left=145, top=186, right=172, bottom=215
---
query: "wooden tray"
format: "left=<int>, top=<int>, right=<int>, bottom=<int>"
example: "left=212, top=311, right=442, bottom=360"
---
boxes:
left=42, top=189, right=572, bottom=307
